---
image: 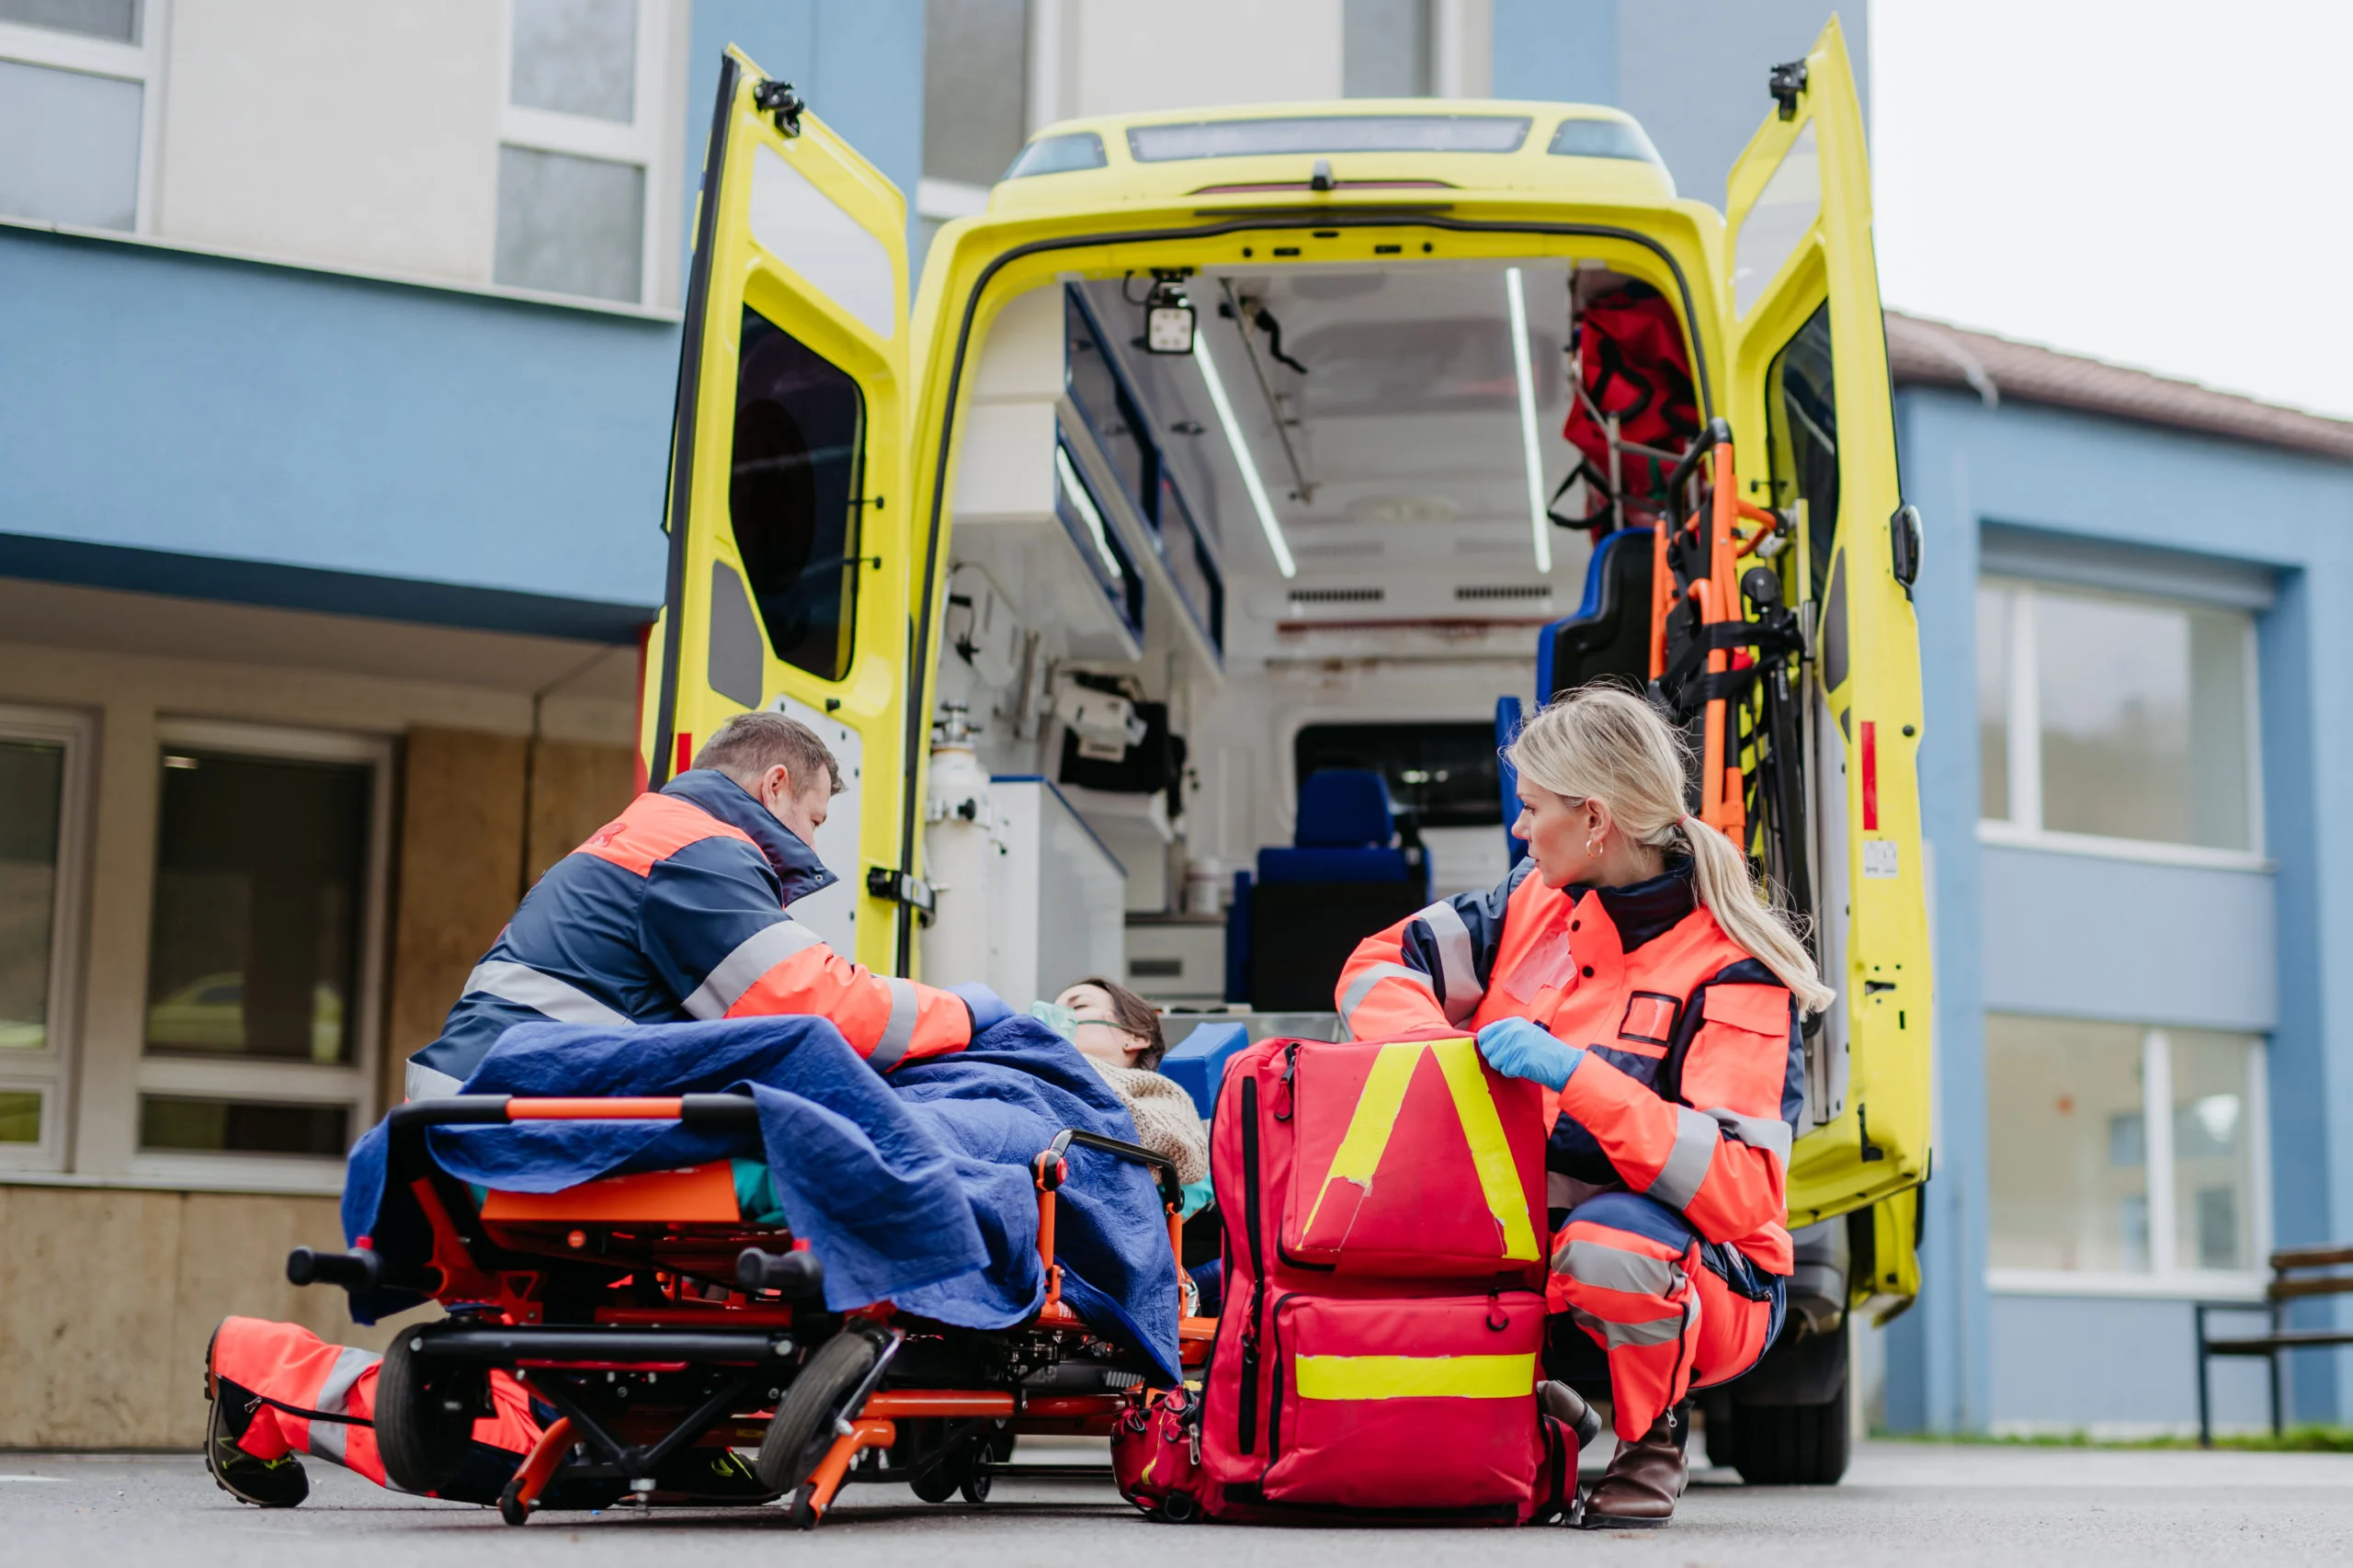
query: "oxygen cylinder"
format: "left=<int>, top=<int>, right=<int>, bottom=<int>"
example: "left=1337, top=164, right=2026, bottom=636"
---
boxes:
left=922, top=702, right=995, bottom=986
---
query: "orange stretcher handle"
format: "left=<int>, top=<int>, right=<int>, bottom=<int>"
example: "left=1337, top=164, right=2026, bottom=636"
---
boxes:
left=504, top=1097, right=688, bottom=1120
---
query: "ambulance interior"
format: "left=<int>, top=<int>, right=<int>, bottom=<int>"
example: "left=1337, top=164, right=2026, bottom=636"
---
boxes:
left=923, top=255, right=1699, bottom=1026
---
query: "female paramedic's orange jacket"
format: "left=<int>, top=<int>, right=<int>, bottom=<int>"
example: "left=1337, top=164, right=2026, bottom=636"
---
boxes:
left=1336, top=859, right=1803, bottom=1275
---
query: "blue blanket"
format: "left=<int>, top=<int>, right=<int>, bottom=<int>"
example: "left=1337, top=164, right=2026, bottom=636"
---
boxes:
left=342, top=1014, right=1179, bottom=1383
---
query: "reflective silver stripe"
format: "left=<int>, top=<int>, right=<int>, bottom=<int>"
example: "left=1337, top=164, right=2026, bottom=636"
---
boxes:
left=683, top=919, right=825, bottom=1019
left=1705, top=1106, right=1794, bottom=1166
left=304, top=1346, right=380, bottom=1467
left=1337, top=961, right=1435, bottom=1028
left=404, top=1062, right=464, bottom=1101
left=463, top=960, right=630, bottom=1028
left=1643, top=1105, right=1722, bottom=1210
left=1417, top=900, right=1483, bottom=1024
left=868, top=976, right=922, bottom=1069
left=1552, top=1239, right=1684, bottom=1300
left=1570, top=1305, right=1688, bottom=1351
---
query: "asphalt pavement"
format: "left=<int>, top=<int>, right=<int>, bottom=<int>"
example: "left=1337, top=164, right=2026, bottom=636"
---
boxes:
left=6, top=1438, right=2350, bottom=1566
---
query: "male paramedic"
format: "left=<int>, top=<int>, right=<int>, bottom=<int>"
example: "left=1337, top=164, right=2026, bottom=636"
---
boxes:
left=202, top=710, right=1010, bottom=1507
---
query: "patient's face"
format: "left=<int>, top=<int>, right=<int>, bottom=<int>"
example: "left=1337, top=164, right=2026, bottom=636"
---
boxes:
left=1056, top=983, right=1149, bottom=1067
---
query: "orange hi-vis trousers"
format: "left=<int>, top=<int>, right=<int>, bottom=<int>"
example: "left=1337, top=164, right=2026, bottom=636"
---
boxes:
left=210, top=1316, right=540, bottom=1503
left=1545, top=1191, right=1783, bottom=1440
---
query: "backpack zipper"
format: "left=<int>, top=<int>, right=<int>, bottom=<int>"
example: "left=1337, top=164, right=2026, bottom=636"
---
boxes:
left=1237, top=1072, right=1266, bottom=1454
left=1266, top=1292, right=1295, bottom=1464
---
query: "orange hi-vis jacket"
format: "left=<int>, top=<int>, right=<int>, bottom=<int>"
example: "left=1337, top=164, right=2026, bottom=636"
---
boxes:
left=1336, top=860, right=1803, bottom=1275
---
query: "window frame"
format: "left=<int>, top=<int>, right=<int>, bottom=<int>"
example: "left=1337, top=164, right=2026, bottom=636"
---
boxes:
left=1975, top=575, right=2268, bottom=871
left=1985, top=1016, right=2272, bottom=1301
left=494, top=0, right=674, bottom=309
left=0, top=0, right=169, bottom=234
left=0, top=702, right=94, bottom=1174
left=126, top=718, right=392, bottom=1193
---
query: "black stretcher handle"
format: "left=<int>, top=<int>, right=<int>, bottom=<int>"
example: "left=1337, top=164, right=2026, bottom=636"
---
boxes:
left=1038, top=1126, right=1187, bottom=1211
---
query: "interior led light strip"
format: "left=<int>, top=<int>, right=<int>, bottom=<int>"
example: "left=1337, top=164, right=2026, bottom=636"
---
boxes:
left=1506, top=267, right=1554, bottom=575
left=1054, top=445, right=1126, bottom=578
left=1193, top=330, right=1297, bottom=579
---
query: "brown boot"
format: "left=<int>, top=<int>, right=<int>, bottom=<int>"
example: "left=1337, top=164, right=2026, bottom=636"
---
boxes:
left=1578, top=1407, right=1685, bottom=1528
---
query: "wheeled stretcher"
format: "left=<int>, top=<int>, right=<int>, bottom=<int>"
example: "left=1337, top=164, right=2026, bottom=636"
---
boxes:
left=289, top=1094, right=1211, bottom=1528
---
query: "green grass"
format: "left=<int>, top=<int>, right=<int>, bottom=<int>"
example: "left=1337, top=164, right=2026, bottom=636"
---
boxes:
left=1878, top=1426, right=2353, bottom=1452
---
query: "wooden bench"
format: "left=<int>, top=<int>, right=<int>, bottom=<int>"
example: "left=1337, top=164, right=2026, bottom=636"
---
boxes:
left=2195, top=1244, right=2353, bottom=1446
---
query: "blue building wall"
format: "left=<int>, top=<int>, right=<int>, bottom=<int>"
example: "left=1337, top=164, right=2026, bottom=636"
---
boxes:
left=1886, top=384, right=2353, bottom=1431
left=0, top=1, right=924, bottom=643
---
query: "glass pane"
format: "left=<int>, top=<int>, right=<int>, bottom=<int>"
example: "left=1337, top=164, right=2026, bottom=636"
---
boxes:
left=1064, top=289, right=1154, bottom=522
left=1005, top=131, right=1106, bottom=180
left=1763, top=303, right=1838, bottom=605
left=508, top=0, right=636, bottom=122
left=0, top=0, right=140, bottom=41
left=146, top=750, right=369, bottom=1065
left=1976, top=585, right=2010, bottom=822
left=1156, top=472, right=1224, bottom=653
left=0, top=1089, right=39, bottom=1143
left=1548, top=118, right=1662, bottom=166
left=2036, top=589, right=2251, bottom=848
left=0, top=739, right=63, bottom=1051
left=923, top=0, right=1029, bottom=187
left=140, top=1096, right=350, bottom=1157
left=1294, top=722, right=1499, bottom=828
left=1985, top=1014, right=2150, bottom=1272
left=0, top=59, right=142, bottom=230
left=1343, top=0, right=1431, bottom=97
left=1054, top=444, right=1143, bottom=637
left=1733, top=120, right=1820, bottom=317
left=730, top=303, right=864, bottom=682
left=494, top=144, right=644, bottom=303
left=1126, top=114, right=1529, bottom=163
left=2171, top=1028, right=2260, bottom=1272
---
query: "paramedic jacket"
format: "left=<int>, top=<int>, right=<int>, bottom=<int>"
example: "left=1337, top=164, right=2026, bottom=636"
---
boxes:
left=404, top=767, right=974, bottom=1098
left=1335, top=859, right=1803, bottom=1277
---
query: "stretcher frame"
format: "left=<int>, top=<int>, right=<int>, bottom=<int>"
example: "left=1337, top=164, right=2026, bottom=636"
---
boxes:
left=289, top=1094, right=1211, bottom=1528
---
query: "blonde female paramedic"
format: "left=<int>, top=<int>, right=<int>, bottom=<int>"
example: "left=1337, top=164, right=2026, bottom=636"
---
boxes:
left=1335, top=687, right=1833, bottom=1529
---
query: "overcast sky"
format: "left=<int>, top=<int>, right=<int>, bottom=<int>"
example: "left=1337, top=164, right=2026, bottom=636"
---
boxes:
left=1870, top=0, right=2353, bottom=418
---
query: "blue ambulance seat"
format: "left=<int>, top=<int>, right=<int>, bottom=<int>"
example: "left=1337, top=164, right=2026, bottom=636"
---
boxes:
left=1160, top=1021, right=1250, bottom=1118
left=1495, top=694, right=1529, bottom=864
left=1536, top=526, right=1654, bottom=702
left=1256, top=769, right=1414, bottom=885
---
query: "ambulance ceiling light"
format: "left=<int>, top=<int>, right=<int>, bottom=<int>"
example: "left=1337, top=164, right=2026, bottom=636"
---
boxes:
left=1192, top=329, right=1297, bottom=579
left=1505, top=267, right=1554, bottom=576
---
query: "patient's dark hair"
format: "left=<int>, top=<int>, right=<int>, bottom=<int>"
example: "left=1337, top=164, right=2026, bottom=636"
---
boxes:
left=1074, top=976, right=1167, bottom=1069
left=694, top=711, right=845, bottom=796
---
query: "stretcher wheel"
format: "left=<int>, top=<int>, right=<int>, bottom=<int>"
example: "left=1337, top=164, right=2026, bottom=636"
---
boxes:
left=374, top=1329, right=481, bottom=1495
left=496, top=1477, right=531, bottom=1527
left=756, top=1329, right=881, bottom=1498
left=959, top=1467, right=991, bottom=1506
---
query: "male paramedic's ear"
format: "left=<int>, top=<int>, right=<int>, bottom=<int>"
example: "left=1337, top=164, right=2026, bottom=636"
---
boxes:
left=1476, top=1017, right=1585, bottom=1091
left=949, top=981, right=1013, bottom=1037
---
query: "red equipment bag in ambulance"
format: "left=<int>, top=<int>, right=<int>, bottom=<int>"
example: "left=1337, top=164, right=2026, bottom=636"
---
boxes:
left=1114, top=1035, right=1579, bottom=1525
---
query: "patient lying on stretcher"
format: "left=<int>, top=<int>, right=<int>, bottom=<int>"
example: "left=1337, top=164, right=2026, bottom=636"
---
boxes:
left=1032, top=977, right=1209, bottom=1189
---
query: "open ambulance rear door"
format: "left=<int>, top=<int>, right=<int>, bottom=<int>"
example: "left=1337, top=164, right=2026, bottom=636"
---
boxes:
left=641, top=49, right=919, bottom=974
left=1722, top=16, right=1929, bottom=1269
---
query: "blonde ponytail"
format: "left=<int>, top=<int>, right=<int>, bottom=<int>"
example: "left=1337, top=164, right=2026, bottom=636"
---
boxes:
left=1507, top=687, right=1836, bottom=1017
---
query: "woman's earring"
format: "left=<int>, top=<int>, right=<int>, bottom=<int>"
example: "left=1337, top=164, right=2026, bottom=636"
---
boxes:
left=1586, top=838, right=1601, bottom=858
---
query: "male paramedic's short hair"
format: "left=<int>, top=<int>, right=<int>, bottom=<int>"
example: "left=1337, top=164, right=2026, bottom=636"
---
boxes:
left=694, top=711, right=845, bottom=796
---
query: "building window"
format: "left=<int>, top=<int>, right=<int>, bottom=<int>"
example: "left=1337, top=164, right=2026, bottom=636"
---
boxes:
left=1985, top=1014, right=2268, bottom=1286
left=133, top=722, right=389, bottom=1181
left=917, top=0, right=1030, bottom=252
left=1344, top=0, right=1431, bottom=97
left=0, top=0, right=165, bottom=233
left=0, top=705, right=90, bottom=1170
left=496, top=0, right=668, bottom=305
left=1977, top=578, right=2260, bottom=858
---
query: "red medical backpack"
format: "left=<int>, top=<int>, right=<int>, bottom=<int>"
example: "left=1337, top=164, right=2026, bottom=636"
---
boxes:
left=1553, top=282, right=1701, bottom=531
left=1115, top=1035, right=1578, bottom=1525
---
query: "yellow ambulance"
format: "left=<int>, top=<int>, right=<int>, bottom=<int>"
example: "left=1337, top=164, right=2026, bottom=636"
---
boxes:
left=640, top=15, right=1924, bottom=1480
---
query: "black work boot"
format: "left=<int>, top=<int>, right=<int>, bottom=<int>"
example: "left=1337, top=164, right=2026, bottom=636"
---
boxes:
left=204, top=1326, right=309, bottom=1508
left=1578, top=1404, right=1686, bottom=1528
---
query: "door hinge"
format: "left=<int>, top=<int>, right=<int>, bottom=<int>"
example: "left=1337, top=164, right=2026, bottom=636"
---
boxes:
left=1768, top=59, right=1809, bottom=119
left=753, top=79, right=805, bottom=138
left=867, top=867, right=936, bottom=924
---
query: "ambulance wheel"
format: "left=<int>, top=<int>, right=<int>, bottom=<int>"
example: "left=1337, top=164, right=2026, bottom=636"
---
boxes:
left=1722, top=1377, right=1850, bottom=1485
left=374, top=1330, right=479, bottom=1495
left=757, top=1329, right=881, bottom=1497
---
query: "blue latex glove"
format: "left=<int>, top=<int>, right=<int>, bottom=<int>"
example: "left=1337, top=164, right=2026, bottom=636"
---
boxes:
left=949, top=981, right=1014, bottom=1035
left=1475, top=1017, right=1586, bottom=1090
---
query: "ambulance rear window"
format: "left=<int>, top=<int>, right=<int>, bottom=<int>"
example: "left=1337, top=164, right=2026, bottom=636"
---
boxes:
left=1005, top=131, right=1108, bottom=179
left=1125, top=114, right=1531, bottom=163
left=1547, top=117, right=1663, bottom=165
